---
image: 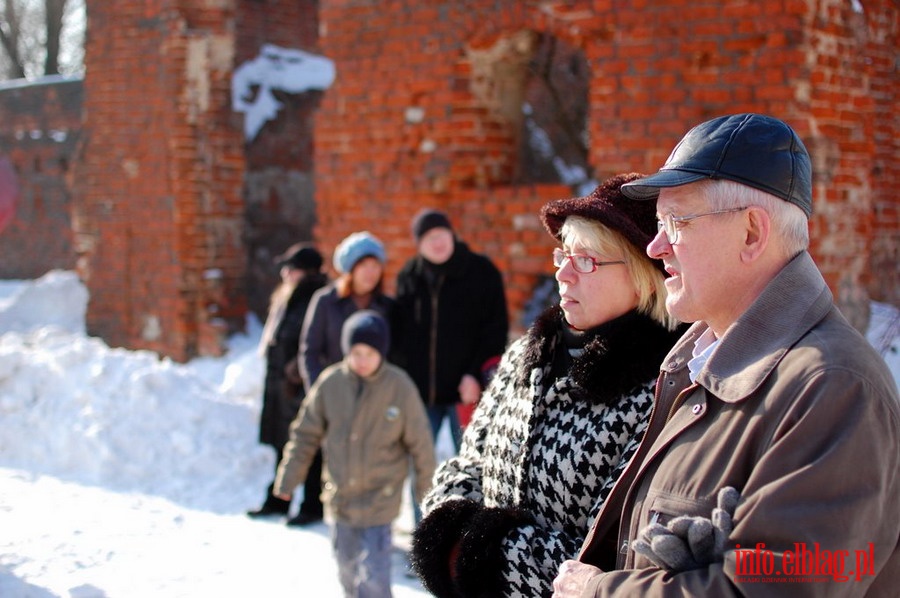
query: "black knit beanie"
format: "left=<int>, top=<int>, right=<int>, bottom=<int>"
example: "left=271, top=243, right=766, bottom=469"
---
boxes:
left=411, top=209, right=453, bottom=241
left=340, top=310, right=390, bottom=357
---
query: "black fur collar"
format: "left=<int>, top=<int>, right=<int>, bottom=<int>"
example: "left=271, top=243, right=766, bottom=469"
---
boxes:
left=519, top=306, right=684, bottom=405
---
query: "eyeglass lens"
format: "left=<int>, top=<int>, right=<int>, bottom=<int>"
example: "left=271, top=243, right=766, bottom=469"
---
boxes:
left=552, top=249, right=598, bottom=273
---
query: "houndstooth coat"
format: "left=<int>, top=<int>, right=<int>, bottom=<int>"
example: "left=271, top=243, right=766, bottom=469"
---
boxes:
left=410, top=306, right=683, bottom=598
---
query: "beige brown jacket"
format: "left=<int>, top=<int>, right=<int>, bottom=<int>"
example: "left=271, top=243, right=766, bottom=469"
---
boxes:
left=578, top=252, right=900, bottom=596
left=274, top=360, right=436, bottom=527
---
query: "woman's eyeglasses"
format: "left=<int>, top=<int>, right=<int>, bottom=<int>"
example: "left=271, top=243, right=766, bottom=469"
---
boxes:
left=552, top=248, right=625, bottom=274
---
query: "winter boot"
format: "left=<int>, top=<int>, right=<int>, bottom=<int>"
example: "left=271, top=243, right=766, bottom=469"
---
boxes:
left=246, top=486, right=291, bottom=518
left=285, top=510, right=323, bottom=527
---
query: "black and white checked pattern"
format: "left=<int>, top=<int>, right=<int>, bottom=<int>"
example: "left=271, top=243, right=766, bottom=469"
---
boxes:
left=423, top=308, right=673, bottom=597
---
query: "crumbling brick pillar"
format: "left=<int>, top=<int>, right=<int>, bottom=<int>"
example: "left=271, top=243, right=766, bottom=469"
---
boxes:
left=71, top=2, right=245, bottom=360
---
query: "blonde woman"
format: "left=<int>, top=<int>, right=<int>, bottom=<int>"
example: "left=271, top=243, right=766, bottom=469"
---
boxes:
left=411, top=173, right=684, bottom=597
left=247, top=244, right=327, bottom=520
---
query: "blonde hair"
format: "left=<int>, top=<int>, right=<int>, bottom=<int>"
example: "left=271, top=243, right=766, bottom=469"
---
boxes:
left=561, top=216, right=678, bottom=330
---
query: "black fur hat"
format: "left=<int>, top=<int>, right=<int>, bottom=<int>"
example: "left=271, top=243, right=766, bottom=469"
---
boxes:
left=275, top=243, right=323, bottom=271
left=540, top=172, right=658, bottom=256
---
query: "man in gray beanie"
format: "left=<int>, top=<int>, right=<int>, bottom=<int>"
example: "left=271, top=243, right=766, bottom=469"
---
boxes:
left=553, top=114, right=900, bottom=597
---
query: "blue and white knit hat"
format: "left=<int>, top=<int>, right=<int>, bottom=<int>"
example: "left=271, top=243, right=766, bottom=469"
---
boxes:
left=332, top=231, right=386, bottom=274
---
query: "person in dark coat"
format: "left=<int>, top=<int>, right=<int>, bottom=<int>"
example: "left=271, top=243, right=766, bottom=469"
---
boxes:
left=409, top=174, right=685, bottom=598
left=300, top=231, right=397, bottom=389
left=247, top=243, right=328, bottom=519
left=393, top=210, right=509, bottom=454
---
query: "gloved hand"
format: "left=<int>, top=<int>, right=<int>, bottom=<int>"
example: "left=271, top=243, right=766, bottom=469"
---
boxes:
left=632, top=486, right=739, bottom=571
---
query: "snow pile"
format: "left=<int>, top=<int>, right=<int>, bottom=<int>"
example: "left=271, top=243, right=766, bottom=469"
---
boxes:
left=0, top=271, right=429, bottom=597
left=867, top=300, right=900, bottom=373
left=0, top=269, right=895, bottom=598
left=0, top=272, right=269, bottom=513
left=0, top=270, right=86, bottom=335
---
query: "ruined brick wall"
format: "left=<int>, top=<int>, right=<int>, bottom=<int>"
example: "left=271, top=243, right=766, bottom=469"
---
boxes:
left=804, top=0, right=899, bottom=325
left=313, top=2, right=588, bottom=332
left=71, top=1, right=246, bottom=360
left=2, top=0, right=896, bottom=359
left=235, top=0, right=323, bottom=322
left=314, top=0, right=898, bottom=333
left=859, top=0, right=898, bottom=308
left=0, top=77, right=81, bottom=279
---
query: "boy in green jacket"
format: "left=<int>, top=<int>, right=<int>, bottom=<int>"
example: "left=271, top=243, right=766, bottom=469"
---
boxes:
left=275, top=309, right=435, bottom=597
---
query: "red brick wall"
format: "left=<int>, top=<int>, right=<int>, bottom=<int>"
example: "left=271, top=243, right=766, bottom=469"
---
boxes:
left=314, top=0, right=898, bottom=333
left=805, top=0, right=899, bottom=327
left=0, top=78, right=81, bottom=279
left=71, top=2, right=246, bottom=360
left=2, top=1, right=896, bottom=360
left=859, top=0, right=899, bottom=309
left=313, top=1, right=584, bottom=332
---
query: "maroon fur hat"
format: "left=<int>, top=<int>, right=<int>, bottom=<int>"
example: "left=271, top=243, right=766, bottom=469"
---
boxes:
left=541, top=172, right=659, bottom=256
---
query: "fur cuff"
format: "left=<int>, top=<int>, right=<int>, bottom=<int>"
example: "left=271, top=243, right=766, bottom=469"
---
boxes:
left=454, top=505, right=536, bottom=598
left=410, top=499, right=480, bottom=598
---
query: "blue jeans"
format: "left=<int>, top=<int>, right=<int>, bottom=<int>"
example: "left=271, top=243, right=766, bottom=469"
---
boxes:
left=426, top=404, right=463, bottom=453
left=332, top=522, right=393, bottom=598
left=412, top=404, right=464, bottom=525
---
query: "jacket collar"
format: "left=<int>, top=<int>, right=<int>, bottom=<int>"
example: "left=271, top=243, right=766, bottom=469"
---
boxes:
left=340, top=358, right=389, bottom=384
left=660, top=251, right=834, bottom=403
left=522, top=306, right=683, bottom=405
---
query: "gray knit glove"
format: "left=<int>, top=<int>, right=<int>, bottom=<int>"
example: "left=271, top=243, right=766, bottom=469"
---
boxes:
left=632, top=486, right=739, bottom=571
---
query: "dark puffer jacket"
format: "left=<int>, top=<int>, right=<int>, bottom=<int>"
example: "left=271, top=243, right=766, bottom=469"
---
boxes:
left=393, top=241, right=508, bottom=406
left=410, top=307, right=684, bottom=598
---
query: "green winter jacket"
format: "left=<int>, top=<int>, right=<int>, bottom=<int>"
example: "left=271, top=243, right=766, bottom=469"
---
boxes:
left=274, top=360, right=436, bottom=527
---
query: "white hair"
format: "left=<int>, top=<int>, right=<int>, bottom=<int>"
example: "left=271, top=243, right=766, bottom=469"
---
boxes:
left=697, top=179, right=809, bottom=257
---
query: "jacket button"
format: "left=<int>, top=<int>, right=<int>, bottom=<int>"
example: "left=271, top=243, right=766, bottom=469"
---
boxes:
left=691, top=404, right=702, bottom=415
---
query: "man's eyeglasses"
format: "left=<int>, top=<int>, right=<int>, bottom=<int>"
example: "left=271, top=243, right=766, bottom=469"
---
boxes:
left=657, top=207, right=748, bottom=245
left=552, top=248, right=625, bottom=274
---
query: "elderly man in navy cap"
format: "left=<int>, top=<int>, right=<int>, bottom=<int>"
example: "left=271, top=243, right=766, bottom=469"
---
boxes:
left=553, top=114, right=899, bottom=597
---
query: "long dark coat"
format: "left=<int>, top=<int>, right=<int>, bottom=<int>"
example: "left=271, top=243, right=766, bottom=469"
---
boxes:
left=259, top=273, right=328, bottom=450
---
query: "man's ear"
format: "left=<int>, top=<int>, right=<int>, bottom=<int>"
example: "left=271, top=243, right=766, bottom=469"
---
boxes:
left=740, top=206, right=770, bottom=263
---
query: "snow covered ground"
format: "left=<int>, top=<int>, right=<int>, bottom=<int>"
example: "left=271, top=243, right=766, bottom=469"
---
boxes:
left=0, top=270, right=898, bottom=598
left=0, top=271, right=440, bottom=598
